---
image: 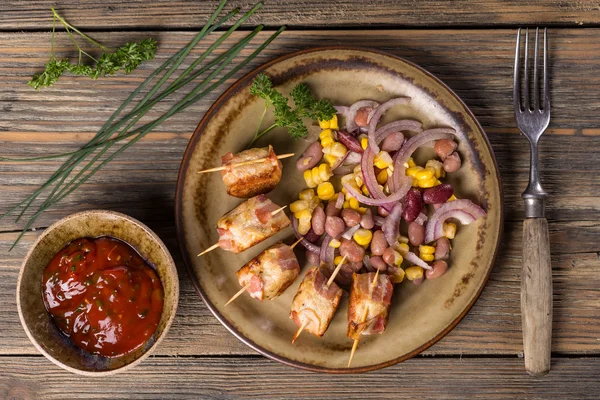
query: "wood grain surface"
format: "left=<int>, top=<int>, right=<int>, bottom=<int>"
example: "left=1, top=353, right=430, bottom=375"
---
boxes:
left=0, top=23, right=599, bottom=398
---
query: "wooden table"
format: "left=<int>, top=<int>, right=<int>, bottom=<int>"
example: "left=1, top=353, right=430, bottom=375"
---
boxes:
left=1, top=1, right=599, bottom=398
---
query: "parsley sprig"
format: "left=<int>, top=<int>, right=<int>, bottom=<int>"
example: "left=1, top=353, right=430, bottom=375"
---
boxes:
left=248, top=73, right=336, bottom=146
left=28, top=8, right=157, bottom=90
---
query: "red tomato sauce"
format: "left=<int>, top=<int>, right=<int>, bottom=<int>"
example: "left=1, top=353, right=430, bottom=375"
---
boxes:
left=42, top=237, right=164, bottom=358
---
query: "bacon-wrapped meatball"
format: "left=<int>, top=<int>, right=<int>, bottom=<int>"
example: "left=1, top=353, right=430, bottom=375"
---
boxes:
left=347, top=272, right=393, bottom=340
left=221, top=145, right=282, bottom=198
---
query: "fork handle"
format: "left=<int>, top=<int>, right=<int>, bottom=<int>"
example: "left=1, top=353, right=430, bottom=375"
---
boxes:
left=521, top=217, right=552, bottom=377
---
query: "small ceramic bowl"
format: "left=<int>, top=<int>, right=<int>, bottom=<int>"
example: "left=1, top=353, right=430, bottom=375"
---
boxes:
left=16, top=210, right=179, bottom=375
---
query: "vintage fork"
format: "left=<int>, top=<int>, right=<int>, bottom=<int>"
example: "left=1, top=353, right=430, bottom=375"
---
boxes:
left=513, top=27, right=552, bottom=377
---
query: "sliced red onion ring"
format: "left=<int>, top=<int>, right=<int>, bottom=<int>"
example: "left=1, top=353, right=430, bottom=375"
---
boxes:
left=291, top=216, right=321, bottom=253
left=382, top=202, right=404, bottom=247
left=404, top=251, right=432, bottom=271
left=414, top=212, right=428, bottom=226
left=373, top=120, right=422, bottom=144
left=373, top=216, right=386, bottom=226
left=335, top=192, right=344, bottom=209
left=341, top=224, right=360, bottom=240
left=331, top=151, right=350, bottom=170
left=333, top=151, right=361, bottom=175
left=345, top=100, right=379, bottom=133
left=389, top=128, right=455, bottom=193
left=424, top=199, right=486, bottom=243
left=335, top=105, right=349, bottom=115
left=320, top=234, right=335, bottom=268
left=367, top=97, right=411, bottom=153
left=342, top=174, right=412, bottom=208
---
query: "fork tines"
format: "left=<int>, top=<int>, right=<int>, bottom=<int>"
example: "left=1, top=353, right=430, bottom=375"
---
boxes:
left=513, top=27, right=550, bottom=114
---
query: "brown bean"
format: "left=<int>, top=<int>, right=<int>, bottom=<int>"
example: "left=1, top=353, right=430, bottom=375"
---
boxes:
left=370, top=256, right=387, bottom=271
left=423, top=183, right=454, bottom=204
left=412, top=276, right=424, bottom=286
left=443, top=151, right=462, bottom=173
left=325, top=216, right=345, bottom=238
left=311, top=206, right=326, bottom=236
left=337, top=130, right=364, bottom=153
left=381, top=132, right=405, bottom=152
left=306, top=249, right=320, bottom=266
left=326, top=199, right=341, bottom=217
left=296, top=141, right=323, bottom=172
left=434, top=138, right=457, bottom=160
left=339, top=238, right=365, bottom=263
left=426, top=260, right=448, bottom=280
left=408, top=221, right=425, bottom=246
left=304, top=228, right=320, bottom=243
left=435, top=237, right=451, bottom=261
left=360, top=208, right=375, bottom=229
left=382, top=247, right=400, bottom=266
left=354, top=107, right=373, bottom=127
left=377, top=206, right=390, bottom=217
left=403, top=188, right=423, bottom=222
left=370, top=230, right=388, bottom=256
left=340, top=208, right=361, bottom=227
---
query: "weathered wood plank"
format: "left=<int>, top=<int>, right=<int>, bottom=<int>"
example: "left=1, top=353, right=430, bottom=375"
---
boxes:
left=2, top=355, right=600, bottom=399
left=1, top=0, right=600, bottom=30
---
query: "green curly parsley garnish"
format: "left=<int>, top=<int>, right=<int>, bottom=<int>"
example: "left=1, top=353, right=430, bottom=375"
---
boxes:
left=28, top=8, right=157, bottom=90
left=248, top=73, right=336, bottom=146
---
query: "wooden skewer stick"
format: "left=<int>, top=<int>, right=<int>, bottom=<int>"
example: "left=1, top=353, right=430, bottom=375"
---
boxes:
left=225, top=283, right=251, bottom=306
left=197, top=153, right=295, bottom=174
left=292, top=320, right=308, bottom=344
left=197, top=243, right=219, bottom=257
left=348, top=270, right=381, bottom=368
left=326, top=255, right=347, bottom=288
left=271, top=205, right=287, bottom=216
left=290, top=237, right=304, bottom=249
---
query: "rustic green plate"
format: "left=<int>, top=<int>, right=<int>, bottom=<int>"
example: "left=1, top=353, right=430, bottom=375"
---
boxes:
left=175, top=47, right=502, bottom=373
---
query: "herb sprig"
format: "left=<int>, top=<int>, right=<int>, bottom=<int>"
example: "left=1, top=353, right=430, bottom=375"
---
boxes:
left=28, top=8, right=157, bottom=90
left=248, top=73, right=336, bottom=146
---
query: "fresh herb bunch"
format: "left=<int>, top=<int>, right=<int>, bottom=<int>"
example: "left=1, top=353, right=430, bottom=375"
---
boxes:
left=248, top=73, right=336, bottom=146
left=28, top=8, right=157, bottom=90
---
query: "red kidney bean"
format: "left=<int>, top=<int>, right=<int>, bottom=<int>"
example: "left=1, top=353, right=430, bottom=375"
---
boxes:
left=325, top=216, right=345, bottom=238
left=412, top=276, right=425, bottom=286
left=296, top=141, right=323, bottom=172
left=306, top=249, right=320, bottom=266
left=423, top=183, right=454, bottom=204
left=340, top=208, right=361, bottom=227
left=304, top=228, right=320, bottom=243
left=434, top=138, right=457, bottom=160
left=381, top=132, right=405, bottom=152
left=426, top=260, right=448, bottom=279
left=382, top=247, right=399, bottom=266
left=443, top=152, right=461, bottom=173
left=377, top=206, right=390, bottom=217
left=370, top=230, right=388, bottom=256
left=337, top=130, right=363, bottom=153
left=435, top=237, right=451, bottom=261
left=311, top=206, right=326, bottom=236
left=326, top=199, right=341, bottom=217
left=339, top=238, right=365, bottom=263
left=370, top=256, right=388, bottom=272
left=354, top=107, right=373, bottom=127
left=403, top=188, right=423, bottom=222
left=360, top=209, right=375, bottom=230
left=408, top=221, right=425, bottom=246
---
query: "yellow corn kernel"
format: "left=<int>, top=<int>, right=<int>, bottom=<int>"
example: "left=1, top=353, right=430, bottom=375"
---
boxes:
left=398, top=235, right=409, bottom=244
left=361, top=185, right=370, bottom=196
left=358, top=207, right=368, bottom=214
left=329, top=115, right=339, bottom=130
left=298, top=189, right=315, bottom=200
left=390, top=267, right=405, bottom=283
left=408, top=157, right=416, bottom=168
left=411, top=177, right=419, bottom=187
left=323, top=153, right=338, bottom=166
left=309, top=196, right=321, bottom=209
left=377, top=169, right=388, bottom=185
left=421, top=254, right=435, bottom=262
left=405, top=266, right=424, bottom=281
left=418, top=176, right=437, bottom=188
left=426, top=159, right=445, bottom=178
left=321, top=136, right=335, bottom=148
left=374, top=151, right=393, bottom=169
left=397, top=243, right=410, bottom=254
left=304, top=170, right=316, bottom=188
left=297, top=221, right=311, bottom=235
left=294, top=209, right=312, bottom=220
left=419, top=245, right=436, bottom=255
left=331, top=240, right=342, bottom=250
left=434, top=179, right=442, bottom=186
left=394, top=253, right=404, bottom=266
left=330, top=142, right=347, bottom=158
left=349, top=197, right=360, bottom=210
left=317, top=182, right=335, bottom=201
left=353, top=229, right=373, bottom=246
left=319, top=129, right=334, bottom=141
left=406, top=166, right=424, bottom=177
left=415, top=168, right=435, bottom=181
left=444, top=222, right=457, bottom=239
left=447, top=194, right=457, bottom=202
left=311, top=166, right=320, bottom=185
left=318, top=119, right=330, bottom=129
left=343, top=200, right=350, bottom=209
left=290, top=200, right=309, bottom=213
left=334, top=255, right=344, bottom=265
left=360, top=137, right=369, bottom=150
left=318, top=163, right=332, bottom=182
left=355, top=175, right=364, bottom=189
left=353, top=164, right=362, bottom=175
left=321, top=143, right=332, bottom=155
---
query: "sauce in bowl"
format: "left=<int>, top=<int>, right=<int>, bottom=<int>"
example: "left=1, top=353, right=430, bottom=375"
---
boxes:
left=42, top=237, right=164, bottom=357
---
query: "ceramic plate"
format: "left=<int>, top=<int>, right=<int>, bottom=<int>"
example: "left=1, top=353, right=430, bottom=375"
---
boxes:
left=175, top=47, right=502, bottom=373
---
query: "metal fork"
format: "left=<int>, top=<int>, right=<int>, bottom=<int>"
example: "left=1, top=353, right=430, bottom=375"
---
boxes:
left=513, top=27, right=552, bottom=377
